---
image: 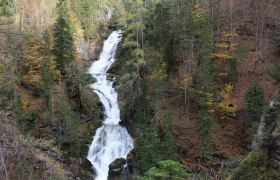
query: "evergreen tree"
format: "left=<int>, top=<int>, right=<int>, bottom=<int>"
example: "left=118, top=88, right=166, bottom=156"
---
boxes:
left=269, top=32, right=280, bottom=82
left=53, top=0, right=75, bottom=72
left=70, top=0, right=99, bottom=39
left=42, top=30, right=53, bottom=109
left=0, top=0, right=12, bottom=16
left=56, top=93, right=80, bottom=152
left=160, top=112, right=177, bottom=160
left=131, top=92, right=161, bottom=174
left=197, top=88, right=217, bottom=159
left=268, top=65, right=280, bottom=83
left=245, top=80, right=265, bottom=119
left=135, top=124, right=162, bottom=174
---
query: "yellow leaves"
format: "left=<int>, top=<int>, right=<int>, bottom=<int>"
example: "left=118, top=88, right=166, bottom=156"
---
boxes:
left=183, top=74, right=193, bottom=87
left=224, top=83, right=234, bottom=93
left=136, top=58, right=146, bottom=67
left=218, top=83, right=237, bottom=117
left=210, top=31, right=238, bottom=79
left=184, top=74, right=193, bottom=82
left=69, top=12, right=78, bottom=25
left=207, top=101, right=214, bottom=106
left=210, top=52, right=233, bottom=59
left=18, top=4, right=24, bottom=11
left=221, top=83, right=233, bottom=100
left=222, top=32, right=238, bottom=38
left=182, top=74, right=193, bottom=95
left=52, top=69, right=61, bottom=81
left=133, top=49, right=144, bottom=58
left=192, top=3, right=204, bottom=25
left=219, top=73, right=228, bottom=76
left=20, top=40, right=60, bottom=85
left=207, top=110, right=215, bottom=114
left=221, top=83, right=233, bottom=99
left=29, top=74, right=42, bottom=84
left=23, top=69, right=42, bottom=85
left=22, top=99, right=29, bottom=110
left=218, top=101, right=236, bottom=116
left=217, top=43, right=230, bottom=48
left=147, top=74, right=153, bottom=81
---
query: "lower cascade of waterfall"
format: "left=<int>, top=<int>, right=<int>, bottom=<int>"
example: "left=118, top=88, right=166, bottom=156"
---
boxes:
left=87, top=31, right=133, bottom=180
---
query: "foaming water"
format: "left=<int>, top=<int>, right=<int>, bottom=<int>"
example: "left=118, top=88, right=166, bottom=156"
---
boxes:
left=87, top=31, right=133, bottom=180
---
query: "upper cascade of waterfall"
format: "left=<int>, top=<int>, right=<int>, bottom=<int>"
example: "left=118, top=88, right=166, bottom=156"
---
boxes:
left=88, top=30, right=122, bottom=125
left=87, top=30, right=133, bottom=180
left=88, top=30, right=121, bottom=76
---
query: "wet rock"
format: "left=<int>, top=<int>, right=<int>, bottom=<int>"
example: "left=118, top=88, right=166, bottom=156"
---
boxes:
left=120, top=164, right=131, bottom=180
left=252, top=108, right=276, bottom=148
left=252, top=93, right=280, bottom=164
left=88, top=45, right=102, bottom=61
left=76, top=40, right=102, bottom=61
left=77, top=41, right=90, bottom=60
left=99, top=30, right=108, bottom=38
left=126, top=152, right=134, bottom=164
left=83, top=158, right=93, bottom=170
left=109, top=158, right=126, bottom=177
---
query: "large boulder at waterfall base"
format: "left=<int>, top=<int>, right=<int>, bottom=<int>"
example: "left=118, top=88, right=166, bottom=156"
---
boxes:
left=109, top=158, right=127, bottom=177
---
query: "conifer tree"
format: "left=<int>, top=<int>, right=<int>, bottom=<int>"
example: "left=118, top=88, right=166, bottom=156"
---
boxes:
left=245, top=81, right=265, bottom=119
left=269, top=65, right=280, bottom=83
left=53, top=0, right=75, bottom=72
left=160, top=112, right=177, bottom=161
left=0, top=0, right=13, bottom=16
left=42, top=31, right=53, bottom=109
left=198, top=89, right=216, bottom=159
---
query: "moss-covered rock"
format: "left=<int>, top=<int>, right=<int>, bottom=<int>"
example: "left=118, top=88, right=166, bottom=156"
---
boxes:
left=228, top=148, right=280, bottom=180
left=109, top=158, right=127, bottom=177
left=229, top=90, right=280, bottom=179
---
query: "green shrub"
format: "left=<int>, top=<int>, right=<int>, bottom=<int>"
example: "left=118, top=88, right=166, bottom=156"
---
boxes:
left=142, top=160, right=189, bottom=180
left=245, top=81, right=265, bottom=119
left=18, top=109, right=39, bottom=132
left=268, top=65, right=280, bottom=83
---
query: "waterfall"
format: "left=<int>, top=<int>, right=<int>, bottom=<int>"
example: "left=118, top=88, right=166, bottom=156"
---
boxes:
left=87, top=31, right=133, bottom=180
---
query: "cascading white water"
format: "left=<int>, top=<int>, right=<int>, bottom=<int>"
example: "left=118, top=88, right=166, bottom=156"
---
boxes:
left=87, top=31, right=133, bottom=180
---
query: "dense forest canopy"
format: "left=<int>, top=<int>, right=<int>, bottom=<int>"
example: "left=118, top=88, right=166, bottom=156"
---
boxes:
left=0, top=0, right=280, bottom=179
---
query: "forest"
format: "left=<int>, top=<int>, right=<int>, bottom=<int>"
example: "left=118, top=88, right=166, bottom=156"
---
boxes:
left=0, top=0, right=280, bottom=179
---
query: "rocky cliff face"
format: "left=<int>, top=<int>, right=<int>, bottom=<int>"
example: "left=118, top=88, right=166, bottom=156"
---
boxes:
left=229, top=90, right=280, bottom=179
left=252, top=89, right=280, bottom=163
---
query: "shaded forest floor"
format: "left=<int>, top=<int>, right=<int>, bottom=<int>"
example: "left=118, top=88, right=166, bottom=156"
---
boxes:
left=160, top=12, right=279, bottom=171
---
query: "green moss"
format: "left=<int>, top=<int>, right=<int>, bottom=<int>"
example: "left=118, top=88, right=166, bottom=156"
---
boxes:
left=250, top=121, right=259, bottom=136
left=229, top=148, right=280, bottom=180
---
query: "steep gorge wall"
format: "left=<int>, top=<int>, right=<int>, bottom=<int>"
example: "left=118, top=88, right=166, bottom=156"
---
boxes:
left=229, top=89, right=280, bottom=179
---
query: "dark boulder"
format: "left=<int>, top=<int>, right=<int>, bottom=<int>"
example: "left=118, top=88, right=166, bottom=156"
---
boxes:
left=83, top=158, right=93, bottom=171
left=109, top=158, right=127, bottom=177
